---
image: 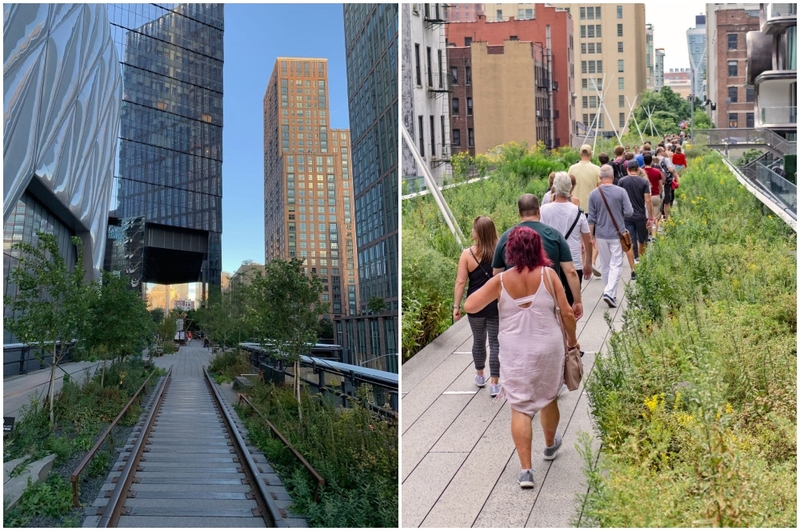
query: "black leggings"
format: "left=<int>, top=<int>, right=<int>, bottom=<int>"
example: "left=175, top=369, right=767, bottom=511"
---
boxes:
left=467, top=314, right=500, bottom=378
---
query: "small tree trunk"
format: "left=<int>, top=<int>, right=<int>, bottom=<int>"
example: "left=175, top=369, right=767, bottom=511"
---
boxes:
left=295, top=359, right=302, bottom=422
left=101, top=355, right=107, bottom=388
left=49, top=344, right=57, bottom=426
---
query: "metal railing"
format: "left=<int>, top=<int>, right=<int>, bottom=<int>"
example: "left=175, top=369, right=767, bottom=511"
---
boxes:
left=741, top=161, right=797, bottom=215
left=239, top=342, right=398, bottom=418
left=761, top=106, right=798, bottom=126
left=694, top=128, right=796, bottom=157
left=3, top=342, right=75, bottom=378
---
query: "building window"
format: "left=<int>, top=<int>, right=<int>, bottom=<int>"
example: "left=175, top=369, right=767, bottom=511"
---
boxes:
left=617, top=5, right=623, bottom=18
left=597, top=42, right=602, bottom=53
left=728, top=112, right=738, bottom=128
left=619, top=112, right=626, bottom=128
left=619, top=77, right=624, bottom=89
left=617, top=24, right=623, bottom=37
left=452, top=97, right=459, bottom=115
left=746, top=112, right=754, bottom=128
left=467, top=97, right=473, bottom=115
left=426, top=46, right=433, bottom=86
left=582, top=95, right=588, bottom=108
left=588, top=61, right=595, bottom=74
left=465, top=66, right=471, bottom=84
left=525, top=8, right=533, bottom=19
left=441, top=115, right=446, bottom=149
left=580, top=25, right=586, bottom=38
left=580, top=6, right=585, bottom=19
left=728, top=60, right=738, bottom=76
left=430, top=115, right=436, bottom=157
left=582, top=78, right=588, bottom=89
left=496, top=9, right=502, bottom=20
left=588, top=25, right=595, bottom=38
left=464, top=37, right=472, bottom=47
left=728, top=86, right=738, bottom=103
left=596, top=24, right=602, bottom=37
left=418, top=116, right=425, bottom=156
left=510, top=35, right=519, bottom=41
left=582, top=61, right=587, bottom=74
left=728, top=33, right=737, bottom=50
left=746, top=86, right=754, bottom=102
left=452, top=128, right=461, bottom=146
left=451, top=66, right=458, bottom=85
left=618, top=41, right=623, bottom=53
left=587, top=6, right=594, bottom=19
left=618, top=59, right=624, bottom=72
left=619, top=95, right=625, bottom=108
left=438, top=49, right=443, bottom=88
left=468, top=128, right=474, bottom=147
left=587, top=42, right=593, bottom=54
left=597, top=60, right=603, bottom=73
left=415, top=44, right=421, bottom=85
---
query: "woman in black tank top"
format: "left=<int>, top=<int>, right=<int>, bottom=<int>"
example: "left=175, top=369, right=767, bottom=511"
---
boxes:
left=453, top=216, right=501, bottom=396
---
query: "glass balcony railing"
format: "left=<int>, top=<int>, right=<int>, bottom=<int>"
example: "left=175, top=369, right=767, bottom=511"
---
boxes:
left=760, top=106, right=798, bottom=126
left=762, top=3, right=797, bottom=34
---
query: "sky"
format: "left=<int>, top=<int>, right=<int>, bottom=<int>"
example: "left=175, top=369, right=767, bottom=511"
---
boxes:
left=645, top=1, right=705, bottom=72
left=220, top=3, right=349, bottom=274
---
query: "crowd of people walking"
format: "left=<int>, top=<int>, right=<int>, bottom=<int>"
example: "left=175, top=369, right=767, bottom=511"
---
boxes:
left=452, top=137, right=685, bottom=489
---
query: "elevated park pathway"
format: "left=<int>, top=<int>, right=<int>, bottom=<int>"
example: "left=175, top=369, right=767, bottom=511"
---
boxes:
left=401, top=263, right=634, bottom=528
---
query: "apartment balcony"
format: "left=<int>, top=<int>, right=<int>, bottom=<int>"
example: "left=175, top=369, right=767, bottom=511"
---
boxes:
left=760, top=3, right=797, bottom=35
left=754, top=72, right=797, bottom=131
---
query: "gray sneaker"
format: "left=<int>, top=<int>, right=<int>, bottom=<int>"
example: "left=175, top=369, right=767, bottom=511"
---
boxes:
left=543, top=434, right=562, bottom=461
left=489, top=383, right=501, bottom=397
left=475, top=373, right=486, bottom=388
left=518, top=469, right=534, bottom=488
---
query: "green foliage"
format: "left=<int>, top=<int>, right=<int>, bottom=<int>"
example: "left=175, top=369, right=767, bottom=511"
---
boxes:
left=694, top=109, right=713, bottom=129
left=316, top=317, right=333, bottom=341
left=5, top=231, right=91, bottom=424
left=736, top=148, right=765, bottom=167
left=239, top=381, right=397, bottom=527
left=634, top=87, right=693, bottom=136
left=401, top=141, right=577, bottom=359
left=197, top=280, right=255, bottom=348
left=3, top=474, right=74, bottom=527
left=581, top=151, right=796, bottom=527
left=149, top=307, right=164, bottom=324
left=83, top=272, right=155, bottom=364
left=208, top=348, right=252, bottom=384
left=367, top=296, right=387, bottom=314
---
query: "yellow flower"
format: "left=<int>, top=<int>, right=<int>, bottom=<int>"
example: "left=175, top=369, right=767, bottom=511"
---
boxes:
left=644, top=394, right=660, bottom=412
left=725, top=403, right=733, bottom=414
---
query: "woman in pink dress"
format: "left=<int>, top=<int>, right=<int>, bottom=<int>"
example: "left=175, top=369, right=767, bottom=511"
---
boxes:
left=465, top=226, right=579, bottom=488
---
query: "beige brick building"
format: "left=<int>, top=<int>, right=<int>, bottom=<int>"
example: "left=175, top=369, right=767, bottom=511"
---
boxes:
left=263, top=58, right=359, bottom=317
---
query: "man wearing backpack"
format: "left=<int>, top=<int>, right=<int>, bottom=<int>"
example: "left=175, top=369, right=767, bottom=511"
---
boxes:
left=655, top=147, right=678, bottom=220
left=610, top=146, right=627, bottom=185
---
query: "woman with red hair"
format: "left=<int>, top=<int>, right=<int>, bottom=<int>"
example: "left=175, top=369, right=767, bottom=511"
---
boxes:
left=465, top=226, right=579, bottom=489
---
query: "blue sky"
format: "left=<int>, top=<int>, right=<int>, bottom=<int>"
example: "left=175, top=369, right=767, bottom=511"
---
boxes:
left=221, top=3, right=349, bottom=274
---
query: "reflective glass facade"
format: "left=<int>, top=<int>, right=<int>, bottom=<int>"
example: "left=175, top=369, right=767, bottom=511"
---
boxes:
left=343, top=4, right=399, bottom=313
left=108, top=3, right=223, bottom=286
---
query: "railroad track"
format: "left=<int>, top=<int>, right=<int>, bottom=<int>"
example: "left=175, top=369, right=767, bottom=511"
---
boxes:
left=85, top=367, right=303, bottom=528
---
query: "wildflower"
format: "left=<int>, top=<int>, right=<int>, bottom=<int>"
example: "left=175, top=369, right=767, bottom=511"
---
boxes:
left=725, top=403, right=733, bottom=414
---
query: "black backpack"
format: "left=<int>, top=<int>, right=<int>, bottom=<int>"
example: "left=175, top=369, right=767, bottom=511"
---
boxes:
left=610, top=159, right=627, bottom=185
left=659, top=158, right=674, bottom=185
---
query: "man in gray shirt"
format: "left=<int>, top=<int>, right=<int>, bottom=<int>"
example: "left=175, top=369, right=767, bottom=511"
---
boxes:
left=587, top=164, right=633, bottom=308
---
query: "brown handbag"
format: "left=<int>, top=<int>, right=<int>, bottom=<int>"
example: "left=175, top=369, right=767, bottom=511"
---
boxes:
left=597, top=185, right=632, bottom=252
left=543, top=267, right=583, bottom=391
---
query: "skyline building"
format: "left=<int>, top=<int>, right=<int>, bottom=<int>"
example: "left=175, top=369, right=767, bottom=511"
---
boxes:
left=646, top=23, right=656, bottom=89
left=263, top=57, right=360, bottom=318
left=343, top=3, right=399, bottom=373
left=4, top=4, right=122, bottom=347
left=402, top=3, right=451, bottom=187
left=655, top=48, right=666, bottom=91
left=445, top=6, right=573, bottom=151
left=107, top=3, right=224, bottom=300
left=687, top=13, right=709, bottom=101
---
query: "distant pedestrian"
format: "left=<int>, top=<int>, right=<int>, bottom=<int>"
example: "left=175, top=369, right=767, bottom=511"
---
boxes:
left=618, top=159, right=653, bottom=272
left=541, top=172, right=557, bottom=205
left=587, top=165, right=633, bottom=308
left=672, top=146, right=687, bottom=171
left=569, top=145, right=600, bottom=218
left=643, top=153, right=664, bottom=238
left=453, top=216, right=501, bottom=397
left=465, top=226, right=578, bottom=489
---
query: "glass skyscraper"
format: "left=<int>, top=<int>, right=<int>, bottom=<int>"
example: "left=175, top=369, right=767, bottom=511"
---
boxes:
left=107, top=3, right=223, bottom=290
left=342, top=4, right=399, bottom=372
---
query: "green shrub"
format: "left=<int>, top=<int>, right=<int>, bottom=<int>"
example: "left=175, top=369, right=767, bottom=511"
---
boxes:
left=580, top=151, right=796, bottom=527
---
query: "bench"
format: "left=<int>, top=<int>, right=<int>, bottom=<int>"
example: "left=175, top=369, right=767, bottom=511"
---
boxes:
left=233, top=376, right=253, bottom=391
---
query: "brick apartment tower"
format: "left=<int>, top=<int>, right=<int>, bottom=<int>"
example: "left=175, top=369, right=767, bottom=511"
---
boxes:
left=263, top=58, right=360, bottom=317
left=446, top=5, right=574, bottom=151
left=707, top=6, right=761, bottom=129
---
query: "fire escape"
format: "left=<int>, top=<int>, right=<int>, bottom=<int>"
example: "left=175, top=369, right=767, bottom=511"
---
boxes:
left=424, top=4, right=452, bottom=168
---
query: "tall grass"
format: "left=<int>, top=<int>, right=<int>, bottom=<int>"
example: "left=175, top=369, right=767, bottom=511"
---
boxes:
left=579, top=151, right=796, bottom=527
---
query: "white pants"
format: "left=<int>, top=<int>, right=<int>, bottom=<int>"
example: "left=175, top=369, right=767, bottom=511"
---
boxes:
left=596, top=238, right=623, bottom=300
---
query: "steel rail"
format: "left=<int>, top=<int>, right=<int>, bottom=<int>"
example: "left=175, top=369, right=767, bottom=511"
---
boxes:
left=98, top=367, right=172, bottom=527
left=71, top=368, right=158, bottom=507
left=202, top=367, right=282, bottom=527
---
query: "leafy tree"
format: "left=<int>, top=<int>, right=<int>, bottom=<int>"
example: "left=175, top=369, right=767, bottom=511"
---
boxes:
left=694, top=109, right=714, bottom=130
left=634, top=87, right=691, bottom=136
left=316, top=317, right=334, bottom=341
left=83, top=272, right=155, bottom=386
left=149, top=307, right=165, bottom=324
left=5, top=231, right=90, bottom=425
left=368, top=296, right=387, bottom=314
left=250, top=259, right=325, bottom=420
